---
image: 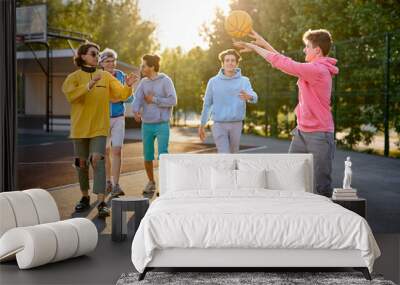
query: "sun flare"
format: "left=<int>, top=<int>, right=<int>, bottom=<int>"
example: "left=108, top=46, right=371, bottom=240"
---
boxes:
left=138, top=0, right=231, bottom=51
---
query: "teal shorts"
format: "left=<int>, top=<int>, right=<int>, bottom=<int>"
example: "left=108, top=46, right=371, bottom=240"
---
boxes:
left=141, top=122, right=170, bottom=161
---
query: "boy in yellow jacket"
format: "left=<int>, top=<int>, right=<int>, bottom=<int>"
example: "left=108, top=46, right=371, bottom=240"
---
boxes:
left=62, top=42, right=138, bottom=218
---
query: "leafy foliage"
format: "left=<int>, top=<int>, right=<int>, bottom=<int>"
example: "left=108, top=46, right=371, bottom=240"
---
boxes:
left=196, top=0, right=400, bottom=151
left=18, top=0, right=400, bottom=152
left=18, top=0, right=158, bottom=66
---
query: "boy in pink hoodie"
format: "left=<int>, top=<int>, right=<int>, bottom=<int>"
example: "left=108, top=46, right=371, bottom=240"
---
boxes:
left=234, top=29, right=339, bottom=197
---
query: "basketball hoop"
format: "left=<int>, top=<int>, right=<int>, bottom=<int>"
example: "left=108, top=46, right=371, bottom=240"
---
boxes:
left=16, top=4, right=47, bottom=43
left=16, top=35, right=25, bottom=44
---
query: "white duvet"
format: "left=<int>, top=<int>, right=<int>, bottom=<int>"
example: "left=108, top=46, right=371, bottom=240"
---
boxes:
left=131, top=190, right=380, bottom=273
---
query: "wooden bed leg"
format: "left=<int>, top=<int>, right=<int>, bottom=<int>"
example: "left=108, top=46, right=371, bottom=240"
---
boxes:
left=354, top=267, right=371, bottom=280
left=138, top=268, right=148, bottom=281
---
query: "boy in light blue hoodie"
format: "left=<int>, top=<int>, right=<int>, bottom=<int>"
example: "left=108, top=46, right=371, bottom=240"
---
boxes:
left=132, top=54, right=177, bottom=196
left=199, top=49, right=257, bottom=153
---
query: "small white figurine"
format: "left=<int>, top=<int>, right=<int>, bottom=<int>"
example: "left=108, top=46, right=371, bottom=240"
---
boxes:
left=343, top=156, right=352, bottom=189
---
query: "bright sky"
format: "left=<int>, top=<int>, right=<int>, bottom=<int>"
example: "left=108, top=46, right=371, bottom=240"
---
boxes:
left=138, top=0, right=230, bottom=51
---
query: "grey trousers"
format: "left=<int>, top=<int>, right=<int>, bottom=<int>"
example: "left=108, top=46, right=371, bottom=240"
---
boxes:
left=289, top=128, right=335, bottom=197
left=212, top=121, right=243, bottom=153
left=73, top=136, right=107, bottom=195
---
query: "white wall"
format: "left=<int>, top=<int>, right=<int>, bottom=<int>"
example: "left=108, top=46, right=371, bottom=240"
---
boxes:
left=24, top=73, right=71, bottom=116
left=24, top=73, right=45, bottom=115
left=52, top=75, right=70, bottom=116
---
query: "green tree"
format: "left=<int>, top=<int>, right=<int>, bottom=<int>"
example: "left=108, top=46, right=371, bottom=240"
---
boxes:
left=18, top=0, right=158, bottom=66
left=200, top=0, right=400, bottom=152
left=160, top=46, right=208, bottom=125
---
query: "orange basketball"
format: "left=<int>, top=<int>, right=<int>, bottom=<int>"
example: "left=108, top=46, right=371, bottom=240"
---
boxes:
left=224, top=10, right=253, bottom=38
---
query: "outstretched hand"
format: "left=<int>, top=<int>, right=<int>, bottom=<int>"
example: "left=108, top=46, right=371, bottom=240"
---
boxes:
left=126, top=72, right=139, bottom=87
left=249, top=29, right=279, bottom=54
left=248, top=29, right=268, bottom=48
left=232, top=39, right=254, bottom=53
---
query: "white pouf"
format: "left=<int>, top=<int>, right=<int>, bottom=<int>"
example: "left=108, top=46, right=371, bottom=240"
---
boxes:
left=0, top=196, right=17, bottom=237
left=0, top=189, right=98, bottom=269
left=1, top=191, right=39, bottom=227
left=0, top=225, right=57, bottom=269
left=24, top=188, right=60, bottom=223
left=64, top=218, right=98, bottom=257
left=42, top=221, right=79, bottom=263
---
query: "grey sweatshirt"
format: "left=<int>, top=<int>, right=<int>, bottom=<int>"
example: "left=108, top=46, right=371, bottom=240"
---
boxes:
left=132, top=73, right=177, bottom=123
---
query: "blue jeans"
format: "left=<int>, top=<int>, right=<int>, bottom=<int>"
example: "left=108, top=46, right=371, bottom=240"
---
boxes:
left=141, top=122, right=170, bottom=161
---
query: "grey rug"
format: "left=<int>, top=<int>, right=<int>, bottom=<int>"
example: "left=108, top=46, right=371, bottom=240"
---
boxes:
left=117, top=271, right=396, bottom=285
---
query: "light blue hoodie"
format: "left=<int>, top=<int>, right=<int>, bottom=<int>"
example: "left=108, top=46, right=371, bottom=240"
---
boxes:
left=132, top=73, right=177, bottom=123
left=200, top=68, right=257, bottom=126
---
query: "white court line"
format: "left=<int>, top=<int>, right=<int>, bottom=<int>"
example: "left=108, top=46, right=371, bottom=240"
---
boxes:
left=19, top=156, right=144, bottom=165
left=18, top=140, right=71, bottom=148
left=47, top=169, right=147, bottom=192
left=19, top=146, right=216, bottom=166
left=183, top=145, right=267, bottom=154
left=40, top=142, right=54, bottom=146
left=19, top=161, right=73, bottom=165
left=186, top=146, right=217, bottom=153
left=45, top=145, right=265, bottom=192
left=238, top=145, right=268, bottom=153
left=18, top=146, right=265, bottom=165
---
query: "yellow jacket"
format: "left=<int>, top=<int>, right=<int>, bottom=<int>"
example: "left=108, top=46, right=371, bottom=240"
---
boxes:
left=62, top=69, right=132, bottom=138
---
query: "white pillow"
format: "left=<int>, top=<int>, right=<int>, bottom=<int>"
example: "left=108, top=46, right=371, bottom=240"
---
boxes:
left=211, top=168, right=236, bottom=190
left=266, top=163, right=306, bottom=191
left=236, top=169, right=267, bottom=189
left=167, top=159, right=235, bottom=192
left=237, top=159, right=307, bottom=191
left=211, top=169, right=267, bottom=190
left=168, top=163, right=210, bottom=191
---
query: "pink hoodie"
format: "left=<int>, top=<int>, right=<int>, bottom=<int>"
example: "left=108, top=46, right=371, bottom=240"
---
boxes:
left=265, top=53, right=339, bottom=133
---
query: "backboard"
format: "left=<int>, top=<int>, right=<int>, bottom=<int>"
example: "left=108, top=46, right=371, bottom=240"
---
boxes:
left=16, top=4, right=47, bottom=43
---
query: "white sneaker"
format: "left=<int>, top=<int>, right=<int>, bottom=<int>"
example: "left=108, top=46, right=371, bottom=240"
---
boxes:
left=143, top=181, right=156, bottom=195
left=111, top=184, right=125, bottom=198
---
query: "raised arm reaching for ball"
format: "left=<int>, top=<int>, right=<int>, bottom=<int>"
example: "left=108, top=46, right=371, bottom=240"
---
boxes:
left=234, top=28, right=340, bottom=198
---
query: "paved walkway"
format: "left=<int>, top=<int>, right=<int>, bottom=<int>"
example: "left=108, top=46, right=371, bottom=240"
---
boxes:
left=47, top=127, right=400, bottom=233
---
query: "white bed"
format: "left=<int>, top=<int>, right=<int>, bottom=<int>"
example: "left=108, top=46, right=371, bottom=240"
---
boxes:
left=131, top=154, right=380, bottom=280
